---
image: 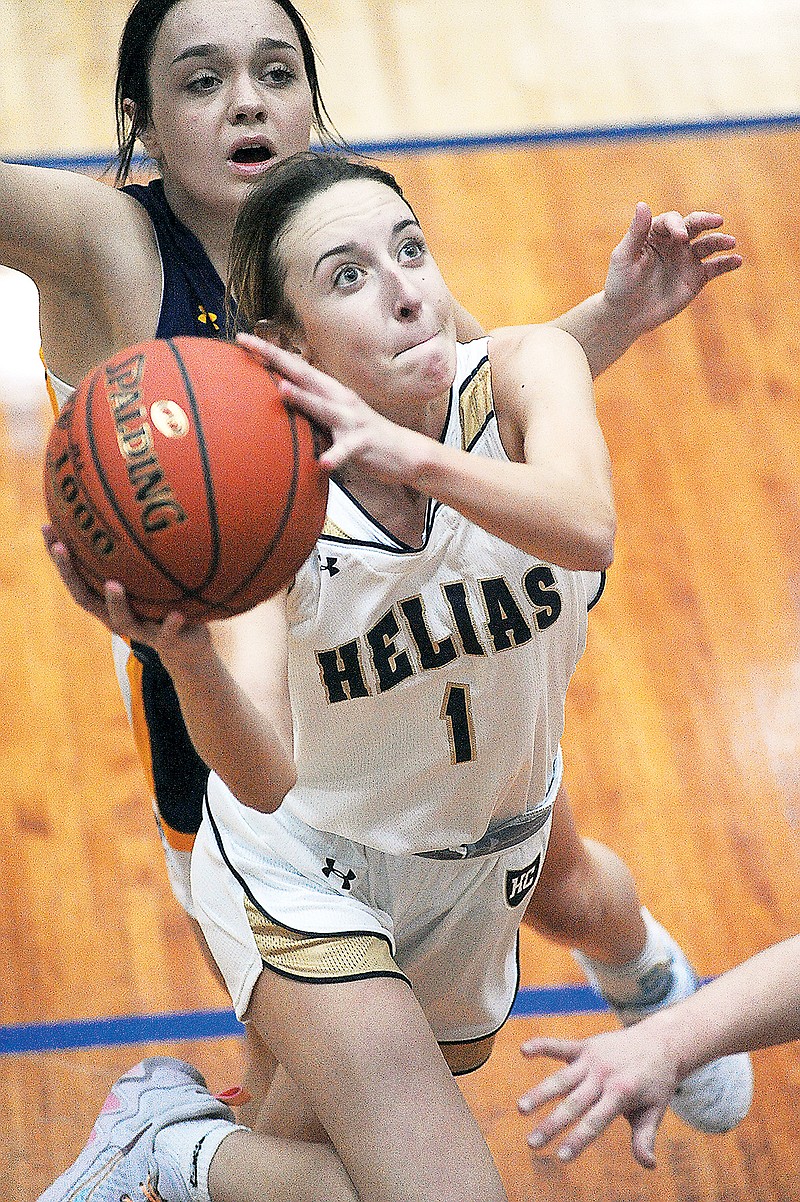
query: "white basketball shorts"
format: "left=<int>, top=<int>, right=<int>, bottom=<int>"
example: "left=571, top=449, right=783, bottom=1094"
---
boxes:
left=190, top=767, right=559, bottom=1046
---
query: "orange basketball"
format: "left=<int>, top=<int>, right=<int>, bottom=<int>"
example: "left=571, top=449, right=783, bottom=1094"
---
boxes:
left=44, top=336, right=329, bottom=621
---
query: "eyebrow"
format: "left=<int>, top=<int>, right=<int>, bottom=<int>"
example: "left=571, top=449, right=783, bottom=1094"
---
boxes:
left=170, top=37, right=298, bottom=66
left=312, top=219, right=420, bottom=277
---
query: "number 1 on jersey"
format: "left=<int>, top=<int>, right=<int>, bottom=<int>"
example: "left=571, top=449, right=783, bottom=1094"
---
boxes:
left=440, top=682, right=476, bottom=764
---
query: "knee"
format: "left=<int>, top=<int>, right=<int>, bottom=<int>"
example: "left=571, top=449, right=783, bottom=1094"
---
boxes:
left=525, top=837, right=637, bottom=943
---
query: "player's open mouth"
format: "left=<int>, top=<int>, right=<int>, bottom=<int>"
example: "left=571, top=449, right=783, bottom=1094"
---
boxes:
left=228, top=142, right=275, bottom=174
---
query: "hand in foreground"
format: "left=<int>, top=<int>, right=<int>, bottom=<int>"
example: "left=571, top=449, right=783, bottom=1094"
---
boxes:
left=604, top=202, right=742, bottom=335
left=43, top=524, right=211, bottom=664
left=517, top=1026, right=681, bottom=1169
left=238, top=331, right=424, bottom=484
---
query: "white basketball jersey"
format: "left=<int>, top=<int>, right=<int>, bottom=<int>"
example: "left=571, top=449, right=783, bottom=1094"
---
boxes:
left=282, top=339, right=603, bottom=855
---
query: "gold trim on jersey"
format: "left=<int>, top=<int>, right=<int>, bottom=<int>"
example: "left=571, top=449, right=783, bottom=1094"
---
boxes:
left=440, top=1034, right=496, bottom=1075
left=458, top=358, right=493, bottom=450
left=322, top=515, right=350, bottom=539
left=244, top=896, right=403, bottom=982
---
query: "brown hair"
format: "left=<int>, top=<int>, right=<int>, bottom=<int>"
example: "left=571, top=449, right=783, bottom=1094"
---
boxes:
left=229, top=151, right=413, bottom=332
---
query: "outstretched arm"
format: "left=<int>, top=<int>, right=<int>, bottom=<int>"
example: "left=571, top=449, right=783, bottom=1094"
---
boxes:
left=517, top=935, right=800, bottom=1168
left=43, top=527, right=296, bottom=813
left=546, top=203, right=742, bottom=377
left=0, top=159, right=160, bottom=382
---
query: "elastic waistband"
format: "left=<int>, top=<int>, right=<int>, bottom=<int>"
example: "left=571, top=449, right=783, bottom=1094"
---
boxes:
left=415, top=802, right=553, bottom=860
left=416, top=748, right=561, bottom=861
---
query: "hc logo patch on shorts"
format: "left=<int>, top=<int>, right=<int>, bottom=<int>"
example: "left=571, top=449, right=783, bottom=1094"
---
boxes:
left=505, top=853, right=542, bottom=908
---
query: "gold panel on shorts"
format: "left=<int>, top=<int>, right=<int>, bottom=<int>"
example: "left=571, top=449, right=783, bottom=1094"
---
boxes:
left=459, top=359, right=493, bottom=450
left=244, top=896, right=403, bottom=982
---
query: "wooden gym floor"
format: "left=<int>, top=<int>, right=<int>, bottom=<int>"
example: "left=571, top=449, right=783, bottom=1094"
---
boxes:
left=1, top=2, right=799, bottom=1199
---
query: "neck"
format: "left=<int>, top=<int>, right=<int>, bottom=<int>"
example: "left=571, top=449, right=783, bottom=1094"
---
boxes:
left=333, top=383, right=451, bottom=548
left=160, top=179, right=235, bottom=282
left=384, top=386, right=451, bottom=442
left=336, top=468, right=428, bottom=547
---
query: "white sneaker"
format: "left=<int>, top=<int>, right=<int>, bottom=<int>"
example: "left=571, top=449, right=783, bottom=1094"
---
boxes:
left=574, top=930, right=754, bottom=1134
left=38, top=1057, right=236, bottom=1201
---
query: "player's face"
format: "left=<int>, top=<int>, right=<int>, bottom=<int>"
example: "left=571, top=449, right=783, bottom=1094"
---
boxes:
left=144, top=0, right=313, bottom=224
left=279, top=179, right=458, bottom=417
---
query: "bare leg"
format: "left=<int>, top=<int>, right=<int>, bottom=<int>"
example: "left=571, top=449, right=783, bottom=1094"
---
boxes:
left=523, top=783, right=646, bottom=964
left=243, top=969, right=507, bottom=1202
left=189, top=914, right=279, bottom=1127
left=207, top=1129, right=356, bottom=1202
left=253, top=1060, right=330, bottom=1143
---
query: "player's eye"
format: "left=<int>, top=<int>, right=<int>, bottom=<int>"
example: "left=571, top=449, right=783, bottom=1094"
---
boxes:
left=187, top=72, right=220, bottom=94
left=398, top=237, right=426, bottom=263
left=261, top=62, right=297, bottom=86
left=332, top=264, right=364, bottom=289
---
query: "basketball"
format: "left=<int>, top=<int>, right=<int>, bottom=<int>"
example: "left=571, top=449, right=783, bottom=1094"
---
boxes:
left=43, top=336, right=329, bottom=622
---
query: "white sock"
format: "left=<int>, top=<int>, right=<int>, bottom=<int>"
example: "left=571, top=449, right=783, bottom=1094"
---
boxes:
left=573, top=906, right=687, bottom=1006
left=155, top=1118, right=246, bottom=1202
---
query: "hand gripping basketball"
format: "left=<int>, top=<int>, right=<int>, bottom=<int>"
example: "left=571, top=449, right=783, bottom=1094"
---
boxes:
left=43, top=336, right=329, bottom=621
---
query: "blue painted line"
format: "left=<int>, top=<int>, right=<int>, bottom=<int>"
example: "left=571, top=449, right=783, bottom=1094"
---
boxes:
left=0, top=985, right=607, bottom=1056
left=0, top=1009, right=246, bottom=1056
left=511, top=984, right=608, bottom=1017
left=6, top=111, right=800, bottom=172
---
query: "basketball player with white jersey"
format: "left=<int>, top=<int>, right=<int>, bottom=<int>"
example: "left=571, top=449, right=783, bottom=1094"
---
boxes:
left=42, top=152, right=753, bottom=1202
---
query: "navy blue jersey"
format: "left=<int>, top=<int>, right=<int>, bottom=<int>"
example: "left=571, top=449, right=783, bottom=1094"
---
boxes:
left=123, top=179, right=228, bottom=339
left=121, top=180, right=230, bottom=845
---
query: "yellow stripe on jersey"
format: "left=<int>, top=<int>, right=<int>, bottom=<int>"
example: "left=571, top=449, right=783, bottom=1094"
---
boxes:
left=459, top=358, right=493, bottom=450
left=40, top=347, right=60, bottom=418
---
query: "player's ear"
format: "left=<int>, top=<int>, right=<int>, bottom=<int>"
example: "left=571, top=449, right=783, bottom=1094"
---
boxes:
left=124, top=99, right=163, bottom=164
left=254, top=319, right=307, bottom=359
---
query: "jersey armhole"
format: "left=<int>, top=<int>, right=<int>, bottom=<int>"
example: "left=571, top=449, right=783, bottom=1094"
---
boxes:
left=587, top=570, right=606, bottom=611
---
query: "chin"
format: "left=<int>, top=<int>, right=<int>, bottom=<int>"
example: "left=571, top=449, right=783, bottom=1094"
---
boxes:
left=420, top=345, right=457, bottom=392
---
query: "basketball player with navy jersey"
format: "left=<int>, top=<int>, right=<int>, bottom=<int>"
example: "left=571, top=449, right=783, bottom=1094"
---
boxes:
left=42, top=153, right=753, bottom=1202
left=44, top=175, right=228, bottom=887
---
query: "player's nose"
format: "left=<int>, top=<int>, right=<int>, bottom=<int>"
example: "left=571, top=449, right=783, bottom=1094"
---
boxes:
left=229, top=72, right=268, bottom=124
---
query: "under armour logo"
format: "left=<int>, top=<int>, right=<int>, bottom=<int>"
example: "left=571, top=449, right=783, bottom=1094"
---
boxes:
left=319, top=556, right=340, bottom=576
left=322, top=857, right=356, bottom=890
left=197, top=304, right=219, bottom=330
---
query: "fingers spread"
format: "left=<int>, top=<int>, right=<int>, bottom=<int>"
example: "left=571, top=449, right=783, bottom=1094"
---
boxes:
left=546, top=1091, right=626, bottom=1162
left=518, top=1059, right=586, bottom=1112
left=520, top=1036, right=583, bottom=1062
left=683, top=211, right=724, bottom=238
left=621, top=201, right=654, bottom=255
left=649, top=211, right=688, bottom=242
left=630, top=1102, right=667, bottom=1169
left=703, top=254, right=743, bottom=278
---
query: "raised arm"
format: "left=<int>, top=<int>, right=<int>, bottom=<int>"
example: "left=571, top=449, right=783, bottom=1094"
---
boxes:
left=518, top=935, right=800, bottom=1168
left=237, top=326, right=615, bottom=572
left=453, top=203, right=742, bottom=378
left=0, top=159, right=160, bottom=381
left=547, top=203, right=742, bottom=377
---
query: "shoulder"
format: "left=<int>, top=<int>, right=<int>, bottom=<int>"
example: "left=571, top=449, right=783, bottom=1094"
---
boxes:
left=486, top=325, right=595, bottom=460
left=488, top=323, right=592, bottom=412
left=488, top=323, right=590, bottom=380
left=87, top=185, right=159, bottom=272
